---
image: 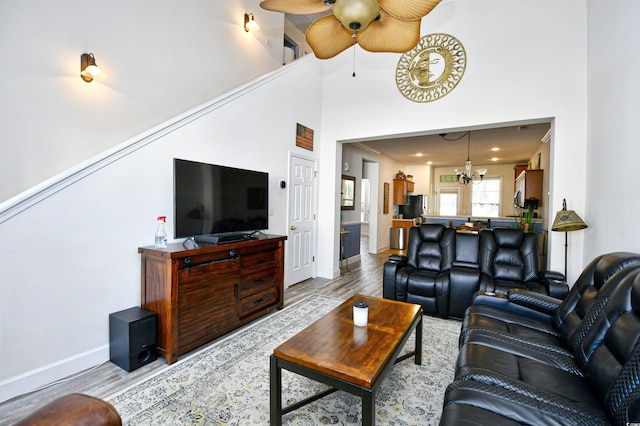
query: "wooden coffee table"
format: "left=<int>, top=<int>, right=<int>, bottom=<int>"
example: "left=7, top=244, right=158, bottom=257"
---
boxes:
left=270, top=294, right=423, bottom=425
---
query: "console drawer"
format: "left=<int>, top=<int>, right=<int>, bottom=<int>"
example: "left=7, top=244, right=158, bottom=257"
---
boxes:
left=240, top=248, right=276, bottom=268
left=240, top=287, right=278, bottom=318
left=239, top=266, right=277, bottom=297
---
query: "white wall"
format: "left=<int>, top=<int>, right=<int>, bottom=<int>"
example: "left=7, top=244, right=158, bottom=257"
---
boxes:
left=317, top=0, right=588, bottom=283
left=585, top=0, right=640, bottom=259
left=405, top=165, right=432, bottom=201
left=0, top=0, right=284, bottom=202
left=0, top=59, right=323, bottom=401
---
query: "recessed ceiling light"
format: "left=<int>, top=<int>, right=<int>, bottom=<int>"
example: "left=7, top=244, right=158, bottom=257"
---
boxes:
left=426, top=161, right=433, bottom=165
left=415, top=153, right=424, bottom=157
left=491, top=157, right=499, bottom=162
left=491, top=147, right=500, bottom=151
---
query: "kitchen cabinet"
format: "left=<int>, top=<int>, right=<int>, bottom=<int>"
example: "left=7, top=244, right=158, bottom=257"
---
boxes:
left=393, top=178, right=414, bottom=205
left=515, top=169, right=543, bottom=207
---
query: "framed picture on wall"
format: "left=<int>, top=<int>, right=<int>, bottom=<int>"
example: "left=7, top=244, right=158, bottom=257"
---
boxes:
left=383, top=183, right=390, bottom=214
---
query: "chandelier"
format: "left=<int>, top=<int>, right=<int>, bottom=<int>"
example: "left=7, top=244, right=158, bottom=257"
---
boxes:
left=454, top=132, right=487, bottom=185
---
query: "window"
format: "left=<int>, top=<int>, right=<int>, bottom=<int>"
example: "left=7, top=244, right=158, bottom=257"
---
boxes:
left=472, top=178, right=501, bottom=217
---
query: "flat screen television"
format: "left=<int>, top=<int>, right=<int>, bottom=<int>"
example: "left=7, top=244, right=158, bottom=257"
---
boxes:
left=174, top=158, right=269, bottom=242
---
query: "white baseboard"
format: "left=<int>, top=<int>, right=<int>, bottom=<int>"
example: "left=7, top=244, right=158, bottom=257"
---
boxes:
left=316, top=267, right=339, bottom=279
left=347, top=254, right=361, bottom=264
left=0, top=345, right=109, bottom=403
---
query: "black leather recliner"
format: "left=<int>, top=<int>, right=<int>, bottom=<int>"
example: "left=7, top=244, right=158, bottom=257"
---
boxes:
left=384, top=226, right=569, bottom=319
left=440, top=252, right=640, bottom=425
left=383, top=224, right=455, bottom=317
left=478, top=227, right=568, bottom=298
left=460, top=252, right=640, bottom=347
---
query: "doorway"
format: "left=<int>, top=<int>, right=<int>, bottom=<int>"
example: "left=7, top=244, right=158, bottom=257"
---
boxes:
left=436, top=186, right=462, bottom=216
left=360, top=178, right=370, bottom=243
left=363, top=160, right=379, bottom=254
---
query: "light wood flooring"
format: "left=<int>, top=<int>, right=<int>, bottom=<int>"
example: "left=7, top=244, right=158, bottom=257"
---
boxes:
left=0, top=238, right=402, bottom=425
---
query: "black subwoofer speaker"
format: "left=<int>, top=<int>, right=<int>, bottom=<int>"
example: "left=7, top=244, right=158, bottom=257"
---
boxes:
left=109, top=307, right=158, bottom=372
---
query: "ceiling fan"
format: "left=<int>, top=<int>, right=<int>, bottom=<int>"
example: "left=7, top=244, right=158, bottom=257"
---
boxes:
left=260, top=0, right=442, bottom=59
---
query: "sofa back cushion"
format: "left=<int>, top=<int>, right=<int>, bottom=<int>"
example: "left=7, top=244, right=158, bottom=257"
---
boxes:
left=554, top=252, right=640, bottom=344
left=454, top=232, right=480, bottom=268
left=479, top=228, right=538, bottom=283
left=578, top=267, right=640, bottom=423
left=406, top=224, right=455, bottom=274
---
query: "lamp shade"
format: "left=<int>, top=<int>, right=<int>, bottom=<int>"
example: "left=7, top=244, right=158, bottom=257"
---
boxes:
left=80, top=53, right=104, bottom=82
left=244, top=13, right=259, bottom=32
left=332, top=0, right=380, bottom=32
left=551, top=199, right=588, bottom=232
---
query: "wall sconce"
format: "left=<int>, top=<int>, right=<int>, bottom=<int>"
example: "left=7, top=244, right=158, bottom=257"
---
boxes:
left=80, top=53, right=103, bottom=83
left=244, top=13, right=259, bottom=32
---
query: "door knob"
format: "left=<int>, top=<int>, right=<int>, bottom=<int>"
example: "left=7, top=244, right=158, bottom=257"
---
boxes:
left=290, top=225, right=297, bottom=230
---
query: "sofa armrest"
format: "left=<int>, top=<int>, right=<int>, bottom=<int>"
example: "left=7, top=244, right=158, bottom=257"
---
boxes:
left=539, top=270, right=565, bottom=281
left=538, top=275, right=569, bottom=299
left=507, top=288, right=562, bottom=316
left=383, top=256, right=407, bottom=300
left=471, top=290, right=558, bottom=324
left=471, top=290, right=508, bottom=307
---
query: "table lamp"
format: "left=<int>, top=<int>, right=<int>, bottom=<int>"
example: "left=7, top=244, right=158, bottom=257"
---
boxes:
left=551, top=198, right=588, bottom=279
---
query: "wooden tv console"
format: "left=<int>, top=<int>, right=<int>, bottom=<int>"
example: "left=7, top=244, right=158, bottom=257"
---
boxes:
left=139, top=235, right=286, bottom=364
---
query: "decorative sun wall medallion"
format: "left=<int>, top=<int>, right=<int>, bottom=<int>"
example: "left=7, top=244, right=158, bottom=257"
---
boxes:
left=396, top=33, right=467, bottom=103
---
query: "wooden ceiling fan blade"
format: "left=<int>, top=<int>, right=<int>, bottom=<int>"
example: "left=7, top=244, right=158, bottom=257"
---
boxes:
left=378, top=0, right=441, bottom=20
left=306, top=15, right=355, bottom=59
left=260, top=0, right=332, bottom=15
left=357, top=12, right=421, bottom=53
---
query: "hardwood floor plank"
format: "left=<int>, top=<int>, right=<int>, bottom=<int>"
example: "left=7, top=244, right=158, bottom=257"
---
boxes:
left=0, top=238, right=397, bottom=425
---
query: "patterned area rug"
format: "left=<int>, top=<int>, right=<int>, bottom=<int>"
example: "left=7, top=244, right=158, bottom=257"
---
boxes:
left=107, top=294, right=461, bottom=425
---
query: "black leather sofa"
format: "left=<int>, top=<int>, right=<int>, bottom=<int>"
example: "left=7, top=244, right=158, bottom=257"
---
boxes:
left=383, top=224, right=568, bottom=318
left=440, top=252, right=640, bottom=425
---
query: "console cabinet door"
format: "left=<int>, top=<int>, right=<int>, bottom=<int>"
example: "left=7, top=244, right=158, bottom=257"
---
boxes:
left=177, top=259, right=240, bottom=353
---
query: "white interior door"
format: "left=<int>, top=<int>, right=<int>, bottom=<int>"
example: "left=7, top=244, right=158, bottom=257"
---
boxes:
left=360, top=178, right=371, bottom=224
left=287, top=154, right=316, bottom=286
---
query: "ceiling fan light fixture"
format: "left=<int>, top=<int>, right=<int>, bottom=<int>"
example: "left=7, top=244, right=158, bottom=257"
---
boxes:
left=333, top=0, right=380, bottom=32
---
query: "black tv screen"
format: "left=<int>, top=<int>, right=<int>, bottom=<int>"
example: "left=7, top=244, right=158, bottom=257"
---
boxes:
left=174, top=159, right=269, bottom=239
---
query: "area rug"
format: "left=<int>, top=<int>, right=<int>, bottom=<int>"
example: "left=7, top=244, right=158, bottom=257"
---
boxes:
left=106, top=294, right=461, bottom=425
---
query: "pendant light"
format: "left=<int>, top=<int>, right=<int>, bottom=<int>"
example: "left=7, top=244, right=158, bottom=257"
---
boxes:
left=454, top=132, right=487, bottom=185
